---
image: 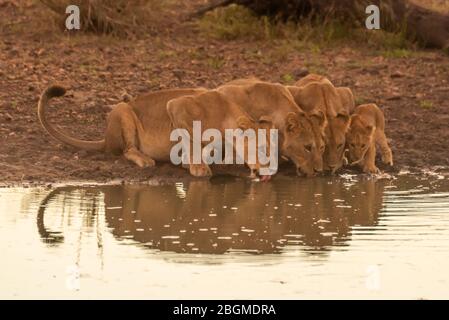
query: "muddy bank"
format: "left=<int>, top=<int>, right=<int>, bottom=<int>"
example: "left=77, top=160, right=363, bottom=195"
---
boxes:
left=0, top=2, right=448, bottom=186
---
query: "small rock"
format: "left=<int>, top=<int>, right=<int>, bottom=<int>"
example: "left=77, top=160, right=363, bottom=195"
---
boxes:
left=335, top=56, right=349, bottom=64
left=4, top=113, right=13, bottom=121
left=172, top=69, right=185, bottom=80
left=292, top=67, right=309, bottom=79
left=415, top=93, right=424, bottom=99
left=121, top=92, right=132, bottom=102
left=391, top=71, right=405, bottom=78
left=386, top=93, right=401, bottom=100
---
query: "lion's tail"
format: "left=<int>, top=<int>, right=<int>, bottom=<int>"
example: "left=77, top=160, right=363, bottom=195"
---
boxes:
left=38, top=85, right=105, bottom=151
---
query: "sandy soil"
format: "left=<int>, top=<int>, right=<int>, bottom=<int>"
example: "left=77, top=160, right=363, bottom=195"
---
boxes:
left=0, top=1, right=448, bottom=185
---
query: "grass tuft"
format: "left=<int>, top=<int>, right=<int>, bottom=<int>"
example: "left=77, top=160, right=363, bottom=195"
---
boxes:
left=198, top=4, right=270, bottom=41
left=419, top=100, right=434, bottom=109
left=39, top=0, right=163, bottom=37
left=198, top=4, right=417, bottom=53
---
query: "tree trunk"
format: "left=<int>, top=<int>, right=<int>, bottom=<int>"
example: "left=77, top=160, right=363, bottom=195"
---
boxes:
left=194, top=0, right=449, bottom=50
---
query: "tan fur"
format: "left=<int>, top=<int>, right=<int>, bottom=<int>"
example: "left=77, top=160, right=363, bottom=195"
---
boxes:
left=288, top=74, right=355, bottom=173
left=218, top=81, right=326, bottom=177
left=225, top=77, right=261, bottom=86
left=38, top=85, right=207, bottom=169
left=167, top=90, right=274, bottom=177
left=347, top=103, right=393, bottom=174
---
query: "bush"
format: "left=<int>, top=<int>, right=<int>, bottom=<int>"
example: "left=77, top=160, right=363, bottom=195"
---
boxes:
left=39, top=0, right=161, bottom=36
left=198, top=4, right=272, bottom=40
left=198, top=4, right=415, bottom=52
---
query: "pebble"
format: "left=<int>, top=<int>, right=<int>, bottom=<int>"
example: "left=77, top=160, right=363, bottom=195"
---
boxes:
left=391, top=71, right=405, bottom=78
left=386, top=93, right=401, bottom=100
left=292, top=67, right=309, bottom=79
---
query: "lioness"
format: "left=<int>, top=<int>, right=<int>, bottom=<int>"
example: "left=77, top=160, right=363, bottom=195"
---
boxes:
left=346, top=103, right=393, bottom=174
left=38, top=86, right=272, bottom=178
left=287, top=74, right=355, bottom=173
left=217, top=82, right=326, bottom=177
left=166, top=90, right=275, bottom=179
left=38, top=86, right=208, bottom=168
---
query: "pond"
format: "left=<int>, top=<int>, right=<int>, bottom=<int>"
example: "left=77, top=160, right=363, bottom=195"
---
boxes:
left=1, top=173, right=449, bottom=299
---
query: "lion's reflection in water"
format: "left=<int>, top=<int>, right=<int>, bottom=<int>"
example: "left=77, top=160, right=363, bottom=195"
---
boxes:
left=38, top=177, right=386, bottom=256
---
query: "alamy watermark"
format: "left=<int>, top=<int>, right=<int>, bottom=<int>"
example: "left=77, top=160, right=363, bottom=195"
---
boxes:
left=65, top=4, right=381, bottom=31
left=65, top=5, right=80, bottom=30
left=366, top=5, right=381, bottom=30
left=170, top=121, right=279, bottom=176
left=66, top=265, right=81, bottom=291
left=365, top=265, right=381, bottom=291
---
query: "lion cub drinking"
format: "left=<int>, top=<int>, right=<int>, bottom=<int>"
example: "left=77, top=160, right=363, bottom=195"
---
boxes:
left=288, top=74, right=355, bottom=174
left=346, top=103, right=393, bottom=174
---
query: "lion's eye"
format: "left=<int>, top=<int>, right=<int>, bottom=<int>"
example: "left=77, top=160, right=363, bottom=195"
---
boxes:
left=361, top=144, right=367, bottom=149
left=337, top=143, right=344, bottom=150
left=304, top=144, right=312, bottom=153
left=350, top=143, right=355, bottom=148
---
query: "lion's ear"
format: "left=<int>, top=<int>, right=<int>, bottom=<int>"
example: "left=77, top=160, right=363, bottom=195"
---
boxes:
left=237, top=116, right=253, bottom=131
left=336, top=112, right=350, bottom=123
left=258, top=115, right=274, bottom=128
left=311, top=110, right=326, bottom=128
left=337, top=87, right=355, bottom=113
left=286, top=112, right=300, bottom=132
left=259, top=115, right=272, bottom=123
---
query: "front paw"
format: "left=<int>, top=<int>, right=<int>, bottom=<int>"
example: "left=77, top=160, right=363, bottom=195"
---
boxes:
left=134, top=156, right=156, bottom=168
left=363, top=164, right=380, bottom=175
left=189, top=164, right=212, bottom=177
left=143, top=157, right=156, bottom=168
left=382, top=153, right=393, bottom=166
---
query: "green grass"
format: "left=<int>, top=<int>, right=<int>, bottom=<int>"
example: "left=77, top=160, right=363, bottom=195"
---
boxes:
left=443, top=46, right=449, bottom=56
left=281, top=73, right=295, bottom=84
left=158, top=49, right=178, bottom=59
left=207, top=57, right=226, bottom=70
left=382, top=48, right=414, bottom=58
left=355, top=97, right=369, bottom=106
left=198, top=5, right=271, bottom=41
left=198, top=4, right=417, bottom=53
left=419, top=100, right=434, bottom=109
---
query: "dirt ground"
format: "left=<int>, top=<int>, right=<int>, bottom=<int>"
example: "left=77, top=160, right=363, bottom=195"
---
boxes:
left=0, top=1, right=448, bottom=185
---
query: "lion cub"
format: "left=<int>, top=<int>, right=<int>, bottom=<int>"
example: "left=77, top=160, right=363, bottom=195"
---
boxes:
left=288, top=74, right=355, bottom=174
left=346, top=104, right=393, bottom=174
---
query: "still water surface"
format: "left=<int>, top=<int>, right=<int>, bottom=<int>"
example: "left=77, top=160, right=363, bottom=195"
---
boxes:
left=1, top=174, right=449, bottom=299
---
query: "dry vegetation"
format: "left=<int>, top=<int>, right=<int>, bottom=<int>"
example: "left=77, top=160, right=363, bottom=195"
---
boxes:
left=410, top=0, right=449, bottom=13
left=197, top=4, right=413, bottom=53
left=38, top=0, right=164, bottom=36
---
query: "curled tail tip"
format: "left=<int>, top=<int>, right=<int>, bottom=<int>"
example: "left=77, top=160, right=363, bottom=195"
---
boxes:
left=44, top=85, right=66, bottom=98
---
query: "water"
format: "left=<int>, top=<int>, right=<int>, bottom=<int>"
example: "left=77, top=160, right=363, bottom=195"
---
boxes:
left=1, top=174, right=449, bottom=299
